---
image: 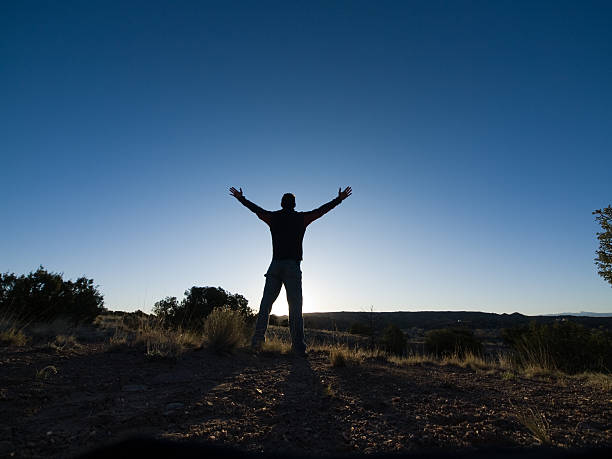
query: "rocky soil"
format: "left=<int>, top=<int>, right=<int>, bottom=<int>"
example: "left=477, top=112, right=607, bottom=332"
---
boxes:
left=0, top=341, right=610, bottom=458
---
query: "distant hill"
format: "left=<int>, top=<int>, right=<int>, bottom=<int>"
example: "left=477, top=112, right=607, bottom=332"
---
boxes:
left=547, top=311, right=612, bottom=317
left=287, top=311, right=612, bottom=332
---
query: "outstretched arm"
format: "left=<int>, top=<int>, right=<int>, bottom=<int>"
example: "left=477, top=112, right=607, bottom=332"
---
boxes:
left=303, top=186, right=352, bottom=226
left=229, top=187, right=272, bottom=225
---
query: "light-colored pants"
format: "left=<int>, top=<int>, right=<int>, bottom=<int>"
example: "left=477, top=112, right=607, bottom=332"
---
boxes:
left=251, top=259, right=306, bottom=353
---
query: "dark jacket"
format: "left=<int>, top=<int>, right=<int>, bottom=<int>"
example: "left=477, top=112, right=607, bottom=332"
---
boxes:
left=237, top=195, right=342, bottom=261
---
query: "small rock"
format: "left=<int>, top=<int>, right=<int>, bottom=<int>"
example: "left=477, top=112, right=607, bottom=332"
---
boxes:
left=163, top=402, right=185, bottom=415
left=121, top=385, right=147, bottom=392
left=165, top=402, right=184, bottom=411
left=0, top=441, right=13, bottom=456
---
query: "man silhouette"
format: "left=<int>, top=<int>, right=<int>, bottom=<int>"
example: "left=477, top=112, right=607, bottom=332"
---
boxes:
left=229, top=186, right=352, bottom=356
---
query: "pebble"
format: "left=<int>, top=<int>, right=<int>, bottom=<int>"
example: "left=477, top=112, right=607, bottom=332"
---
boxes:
left=121, top=384, right=147, bottom=392
left=163, top=402, right=185, bottom=415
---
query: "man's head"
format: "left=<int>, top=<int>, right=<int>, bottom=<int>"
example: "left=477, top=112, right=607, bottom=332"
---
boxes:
left=281, top=193, right=296, bottom=210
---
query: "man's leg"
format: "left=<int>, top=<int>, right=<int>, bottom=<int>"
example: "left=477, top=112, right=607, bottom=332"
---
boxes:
left=251, top=262, right=282, bottom=348
left=283, top=261, right=306, bottom=354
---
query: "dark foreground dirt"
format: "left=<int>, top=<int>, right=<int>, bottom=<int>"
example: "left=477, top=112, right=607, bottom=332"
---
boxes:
left=0, top=342, right=610, bottom=458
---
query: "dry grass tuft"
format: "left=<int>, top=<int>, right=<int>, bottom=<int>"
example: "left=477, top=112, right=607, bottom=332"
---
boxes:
left=329, top=347, right=348, bottom=367
left=0, top=317, right=30, bottom=347
left=512, top=404, right=551, bottom=445
left=440, top=352, right=491, bottom=371
left=261, top=336, right=292, bottom=354
left=36, top=365, right=58, bottom=380
left=0, top=327, right=29, bottom=346
left=137, top=324, right=202, bottom=360
left=325, top=345, right=363, bottom=367
left=576, top=372, right=612, bottom=392
left=107, top=328, right=129, bottom=350
left=51, top=334, right=80, bottom=350
left=387, top=353, right=435, bottom=366
left=103, top=315, right=202, bottom=359
left=497, top=352, right=516, bottom=370
left=203, top=308, right=247, bottom=354
left=522, top=363, right=556, bottom=379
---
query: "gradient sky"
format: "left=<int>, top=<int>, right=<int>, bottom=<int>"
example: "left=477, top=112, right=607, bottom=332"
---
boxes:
left=1, top=1, right=611, bottom=316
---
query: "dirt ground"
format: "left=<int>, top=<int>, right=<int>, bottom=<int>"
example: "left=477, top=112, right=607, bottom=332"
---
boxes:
left=0, top=341, right=610, bottom=458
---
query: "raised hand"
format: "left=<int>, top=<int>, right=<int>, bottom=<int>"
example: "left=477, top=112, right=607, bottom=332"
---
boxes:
left=229, top=187, right=244, bottom=199
left=338, top=186, right=352, bottom=201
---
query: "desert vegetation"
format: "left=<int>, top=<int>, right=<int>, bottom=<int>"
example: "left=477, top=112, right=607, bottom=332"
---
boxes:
left=1, top=268, right=611, bottom=456
left=1, top=307, right=611, bottom=456
left=152, top=286, right=254, bottom=330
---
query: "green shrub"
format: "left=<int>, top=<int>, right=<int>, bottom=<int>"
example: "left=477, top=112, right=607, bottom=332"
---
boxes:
left=502, top=320, right=612, bottom=374
left=203, top=307, right=247, bottom=354
left=153, top=286, right=254, bottom=330
left=0, top=267, right=104, bottom=324
left=425, top=328, right=482, bottom=357
left=380, top=324, right=406, bottom=355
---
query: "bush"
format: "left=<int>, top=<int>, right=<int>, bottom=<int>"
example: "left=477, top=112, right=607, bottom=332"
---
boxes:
left=153, top=286, right=254, bottom=330
left=502, top=320, right=612, bottom=374
left=380, top=324, right=406, bottom=355
left=203, top=307, right=247, bottom=354
left=0, top=325, right=29, bottom=346
left=0, top=266, right=105, bottom=324
left=425, top=328, right=482, bottom=357
left=121, top=310, right=148, bottom=330
left=349, top=322, right=372, bottom=336
left=269, top=314, right=279, bottom=326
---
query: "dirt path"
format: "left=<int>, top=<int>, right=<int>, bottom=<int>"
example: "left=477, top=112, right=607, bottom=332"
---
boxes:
left=0, top=343, right=610, bottom=457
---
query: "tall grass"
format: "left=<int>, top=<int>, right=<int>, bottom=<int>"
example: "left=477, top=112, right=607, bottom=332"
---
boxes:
left=203, top=308, right=247, bottom=354
left=261, top=336, right=292, bottom=354
left=137, top=323, right=201, bottom=360
left=0, top=317, right=29, bottom=346
left=100, top=313, right=202, bottom=359
left=328, top=346, right=364, bottom=367
left=441, top=352, right=491, bottom=371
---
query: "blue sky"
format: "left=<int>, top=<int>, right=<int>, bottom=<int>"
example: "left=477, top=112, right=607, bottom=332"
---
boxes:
left=1, top=1, right=611, bottom=315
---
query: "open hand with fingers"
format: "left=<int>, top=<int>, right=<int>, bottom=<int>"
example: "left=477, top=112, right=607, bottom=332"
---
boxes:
left=338, top=186, right=352, bottom=201
left=229, top=187, right=244, bottom=199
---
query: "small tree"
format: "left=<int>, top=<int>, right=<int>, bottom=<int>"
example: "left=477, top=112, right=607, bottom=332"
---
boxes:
left=380, top=324, right=406, bottom=355
left=593, top=206, right=612, bottom=287
left=152, top=286, right=254, bottom=330
left=152, top=297, right=181, bottom=324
